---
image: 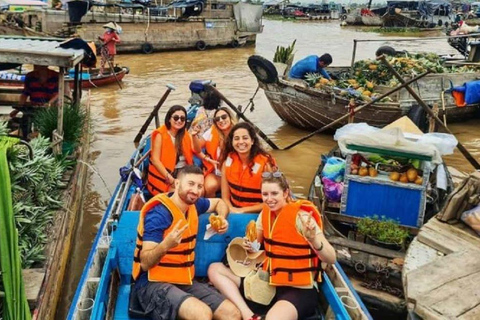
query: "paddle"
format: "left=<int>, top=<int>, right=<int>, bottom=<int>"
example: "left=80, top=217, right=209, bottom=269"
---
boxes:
left=281, top=70, right=432, bottom=150
left=100, top=44, right=123, bottom=90
left=206, top=84, right=281, bottom=150
left=133, top=84, right=176, bottom=145
left=378, top=55, right=480, bottom=170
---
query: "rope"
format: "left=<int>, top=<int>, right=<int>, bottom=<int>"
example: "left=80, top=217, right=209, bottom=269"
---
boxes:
left=242, top=85, right=260, bottom=115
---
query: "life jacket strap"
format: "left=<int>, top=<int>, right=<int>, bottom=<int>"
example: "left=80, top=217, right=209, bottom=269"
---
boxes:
left=264, top=237, right=311, bottom=249
left=265, top=251, right=317, bottom=260
left=157, top=261, right=194, bottom=268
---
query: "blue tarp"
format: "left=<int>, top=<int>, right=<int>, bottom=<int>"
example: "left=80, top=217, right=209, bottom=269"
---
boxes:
left=453, top=80, right=480, bottom=105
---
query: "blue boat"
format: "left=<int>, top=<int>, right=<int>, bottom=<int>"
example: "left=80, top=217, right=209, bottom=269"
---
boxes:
left=67, top=119, right=372, bottom=320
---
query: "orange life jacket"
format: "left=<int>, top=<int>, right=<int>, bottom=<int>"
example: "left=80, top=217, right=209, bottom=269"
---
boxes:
left=147, top=125, right=194, bottom=195
left=132, top=193, right=198, bottom=285
left=203, top=126, right=222, bottom=175
left=262, top=200, right=323, bottom=287
left=224, top=153, right=272, bottom=208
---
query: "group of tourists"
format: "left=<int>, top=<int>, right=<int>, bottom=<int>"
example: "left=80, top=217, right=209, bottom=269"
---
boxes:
left=132, top=90, right=337, bottom=320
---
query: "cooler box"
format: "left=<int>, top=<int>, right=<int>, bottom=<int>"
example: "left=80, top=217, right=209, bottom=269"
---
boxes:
left=340, top=145, right=431, bottom=228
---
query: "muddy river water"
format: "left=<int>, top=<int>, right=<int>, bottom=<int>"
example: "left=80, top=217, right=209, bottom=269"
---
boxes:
left=57, top=19, right=480, bottom=318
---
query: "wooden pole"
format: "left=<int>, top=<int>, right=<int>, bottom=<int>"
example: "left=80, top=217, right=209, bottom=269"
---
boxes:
left=133, top=84, right=176, bottom=145
left=282, top=70, right=432, bottom=150
left=56, top=67, right=65, bottom=155
left=379, top=55, right=480, bottom=170
left=351, top=39, right=358, bottom=71
left=206, top=85, right=280, bottom=150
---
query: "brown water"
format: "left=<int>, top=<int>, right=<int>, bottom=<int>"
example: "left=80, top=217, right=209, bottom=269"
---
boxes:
left=57, top=19, right=480, bottom=318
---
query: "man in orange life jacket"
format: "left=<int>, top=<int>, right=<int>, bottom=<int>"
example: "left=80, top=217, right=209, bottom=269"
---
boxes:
left=132, top=165, right=241, bottom=320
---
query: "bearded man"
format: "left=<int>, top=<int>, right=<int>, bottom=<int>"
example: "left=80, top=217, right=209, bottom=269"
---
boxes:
left=132, top=165, right=241, bottom=320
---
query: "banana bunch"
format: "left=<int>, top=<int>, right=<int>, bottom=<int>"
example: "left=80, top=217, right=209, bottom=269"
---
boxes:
left=273, top=39, right=297, bottom=64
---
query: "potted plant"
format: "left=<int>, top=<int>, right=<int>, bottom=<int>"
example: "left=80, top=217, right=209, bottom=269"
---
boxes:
left=33, top=103, right=87, bottom=155
left=357, top=215, right=409, bottom=250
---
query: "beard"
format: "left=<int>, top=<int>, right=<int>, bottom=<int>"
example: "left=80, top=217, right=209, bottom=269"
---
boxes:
left=178, top=186, right=199, bottom=205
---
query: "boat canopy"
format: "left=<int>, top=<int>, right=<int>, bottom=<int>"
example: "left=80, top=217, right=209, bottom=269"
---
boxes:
left=0, top=0, right=47, bottom=12
left=386, top=0, right=451, bottom=18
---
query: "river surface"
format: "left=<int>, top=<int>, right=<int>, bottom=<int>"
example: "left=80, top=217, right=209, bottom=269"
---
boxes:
left=57, top=19, right=480, bottom=318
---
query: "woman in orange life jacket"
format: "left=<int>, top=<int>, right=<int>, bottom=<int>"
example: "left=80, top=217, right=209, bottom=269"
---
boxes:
left=147, top=105, right=195, bottom=196
left=208, top=173, right=336, bottom=320
left=220, top=122, right=276, bottom=213
left=191, top=107, right=236, bottom=197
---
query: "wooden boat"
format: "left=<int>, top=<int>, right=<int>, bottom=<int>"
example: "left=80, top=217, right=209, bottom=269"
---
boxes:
left=247, top=55, right=480, bottom=131
left=307, top=126, right=454, bottom=318
left=4, top=0, right=263, bottom=54
left=0, top=66, right=129, bottom=89
left=67, top=132, right=372, bottom=320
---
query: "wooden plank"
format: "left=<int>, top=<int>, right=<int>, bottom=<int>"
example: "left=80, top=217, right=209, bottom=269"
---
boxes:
left=329, top=236, right=405, bottom=259
left=23, top=268, right=45, bottom=308
left=428, top=218, right=480, bottom=247
left=458, top=303, right=480, bottom=320
left=416, top=228, right=460, bottom=254
left=403, top=238, right=441, bottom=275
left=418, top=271, right=480, bottom=318
left=406, top=250, right=480, bottom=300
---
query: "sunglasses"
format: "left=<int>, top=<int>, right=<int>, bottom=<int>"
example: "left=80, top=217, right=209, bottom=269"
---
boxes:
left=262, top=171, right=283, bottom=179
left=214, top=114, right=229, bottom=123
left=172, top=115, right=186, bottom=122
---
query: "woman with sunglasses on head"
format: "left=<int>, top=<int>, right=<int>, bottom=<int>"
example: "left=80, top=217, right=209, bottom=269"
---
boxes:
left=147, top=105, right=195, bottom=195
left=208, top=173, right=336, bottom=320
left=219, top=122, right=276, bottom=213
left=192, top=107, right=236, bottom=197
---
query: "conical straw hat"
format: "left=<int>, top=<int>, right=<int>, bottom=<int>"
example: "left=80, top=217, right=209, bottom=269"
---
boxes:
left=382, top=116, right=424, bottom=135
left=226, top=237, right=265, bottom=277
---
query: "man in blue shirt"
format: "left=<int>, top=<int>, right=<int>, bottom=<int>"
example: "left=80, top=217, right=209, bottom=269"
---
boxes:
left=133, top=165, right=241, bottom=320
left=289, top=53, right=333, bottom=80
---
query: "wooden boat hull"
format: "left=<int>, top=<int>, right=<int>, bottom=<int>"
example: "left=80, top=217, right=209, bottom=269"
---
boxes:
left=258, top=72, right=480, bottom=131
left=0, top=66, right=128, bottom=89
left=259, top=79, right=403, bottom=131
left=67, top=136, right=372, bottom=320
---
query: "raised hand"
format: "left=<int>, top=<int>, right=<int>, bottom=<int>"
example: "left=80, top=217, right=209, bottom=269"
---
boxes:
left=164, top=220, right=189, bottom=250
left=300, top=212, right=316, bottom=242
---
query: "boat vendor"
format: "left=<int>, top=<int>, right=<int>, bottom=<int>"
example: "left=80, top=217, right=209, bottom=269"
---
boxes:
left=189, top=88, right=222, bottom=137
left=208, top=173, right=336, bottom=320
left=220, top=122, right=276, bottom=213
left=147, top=105, right=196, bottom=196
left=98, top=22, right=121, bottom=75
left=192, top=107, right=236, bottom=197
left=132, top=165, right=241, bottom=320
left=288, top=53, right=333, bottom=80
left=9, top=65, right=59, bottom=137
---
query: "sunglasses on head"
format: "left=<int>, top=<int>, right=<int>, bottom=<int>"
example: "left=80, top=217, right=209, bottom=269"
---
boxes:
left=262, top=171, right=283, bottom=179
left=172, top=115, right=186, bottom=122
left=214, top=114, right=229, bottom=123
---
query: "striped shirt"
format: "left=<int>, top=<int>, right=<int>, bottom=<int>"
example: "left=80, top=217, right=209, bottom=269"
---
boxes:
left=22, top=69, right=59, bottom=106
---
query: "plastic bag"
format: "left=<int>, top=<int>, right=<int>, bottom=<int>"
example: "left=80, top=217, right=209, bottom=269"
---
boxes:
left=322, top=177, right=343, bottom=202
left=461, top=204, right=480, bottom=235
left=321, top=156, right=346, bottom=182
left=417, top=133, right=458, bottom=155
left=333, top=123, right=379, bottom=141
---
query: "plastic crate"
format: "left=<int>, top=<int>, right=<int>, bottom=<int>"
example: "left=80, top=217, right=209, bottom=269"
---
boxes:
left=340, top=148, right=430, bottom=228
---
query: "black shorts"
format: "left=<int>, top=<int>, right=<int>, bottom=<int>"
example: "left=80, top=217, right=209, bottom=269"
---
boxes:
left=239, top=279, right=319, bottom=319
left=135, top=280, right=225, bottom=320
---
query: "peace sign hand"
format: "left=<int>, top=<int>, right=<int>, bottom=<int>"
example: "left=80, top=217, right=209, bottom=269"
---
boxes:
left=164, top=221, right=189, bottom=250
left=300, top=212, right=316, bottom=242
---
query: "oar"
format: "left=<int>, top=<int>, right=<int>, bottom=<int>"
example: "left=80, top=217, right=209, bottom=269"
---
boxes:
left=101, top=45, right=123, bottom=90
left=281, top=70, right=432, bottom=150
left=206, top=85, right=280, bottom=150
left=133, top=84, right=176, bottom=144
left=378, top=55, right=480, bottom=170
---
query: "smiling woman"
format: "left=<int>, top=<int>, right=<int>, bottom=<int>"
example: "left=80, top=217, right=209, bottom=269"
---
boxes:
left=147, top=105, right=195, bottom=195
left=220, top=122, right=276, bottom=213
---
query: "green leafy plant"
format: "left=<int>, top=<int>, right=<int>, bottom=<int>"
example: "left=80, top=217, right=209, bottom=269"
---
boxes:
left=273, top=39, right=296, bottom=64
left=357, top=215, right=409, bottom=245
left=6, top=135, right=71, bottom=268
left=304, top=72, right=323, bottom=87
left=33, top=104, right=86, bottom=144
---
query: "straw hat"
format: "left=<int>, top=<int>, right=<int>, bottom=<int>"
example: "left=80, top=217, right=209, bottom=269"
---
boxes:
left=226, top=237, right=266, bottom=277
left=382, top=116, right=423, bottom=135
left=103, top=22, right=118, bottom=31
left=244, top=269, right=276, bottom=305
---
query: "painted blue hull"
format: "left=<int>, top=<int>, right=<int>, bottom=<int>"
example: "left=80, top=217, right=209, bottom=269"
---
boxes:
left=67, top=138, right=372, bottom=320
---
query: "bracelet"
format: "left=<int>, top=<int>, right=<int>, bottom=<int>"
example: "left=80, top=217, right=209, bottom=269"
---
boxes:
left=313, top=241, right=323, bottom=251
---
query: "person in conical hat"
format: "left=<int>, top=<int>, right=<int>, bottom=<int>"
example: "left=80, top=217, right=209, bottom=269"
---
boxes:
left=98, top=22, right=121, bottom=75
left=208, top=173, right=336, bottom=320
